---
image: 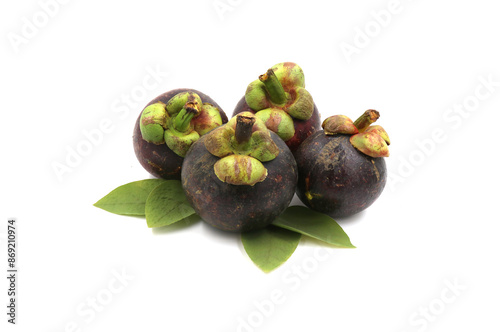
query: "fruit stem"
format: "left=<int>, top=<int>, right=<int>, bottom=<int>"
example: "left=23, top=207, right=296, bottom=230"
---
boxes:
left=259, top=69, right=287, bottom=105
left=173, top=102, right=200, bottom=133
left=354, top=109, right=380, bottom=132
left=234, top=115, right=256, bottom=149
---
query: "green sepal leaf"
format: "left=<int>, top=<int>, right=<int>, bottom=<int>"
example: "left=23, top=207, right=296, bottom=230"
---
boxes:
left=273, top=206, right=355, bottom=248
left=151, top=213, right=201, bottom=233
left=241, top=225, right=301, bottom=273
left=145, top=180, right=196, bottom=228
left=94, top=179, right=166, bottom=216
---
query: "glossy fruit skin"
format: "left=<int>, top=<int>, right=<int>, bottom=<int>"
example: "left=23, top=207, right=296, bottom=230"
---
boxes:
left=181, top=132, right=298, bottom=232
left=232, top=96, right=321, bottom=153
left=295, top=131, right=387, bottom=218
left=133, top=89, right=227, bottom=180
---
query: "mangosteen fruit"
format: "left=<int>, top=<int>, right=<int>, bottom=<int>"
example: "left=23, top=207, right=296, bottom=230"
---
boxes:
left=133, top=89, right=227, bottom=179
left=295, top=110, right=390, bottom=218
left=232, top=62, right=321, bottom=153
left=181, top=112, right=298, bottom=232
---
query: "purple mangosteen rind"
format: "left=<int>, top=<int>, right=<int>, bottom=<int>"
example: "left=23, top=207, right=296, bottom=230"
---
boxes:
left=295, top=110, right=391, bottom=218
left=295, top=131, right=387, bottom=218
left=133, top=88, right=227, bottom=180
left=181, top=115, right=298, bottom=233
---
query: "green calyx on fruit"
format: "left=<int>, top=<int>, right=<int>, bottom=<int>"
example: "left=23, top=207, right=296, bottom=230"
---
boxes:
left=192, top=103, right=224, bottom=136
left=165, top=91, right=202, bottom=116
left=139, top=102, right=169, bottom=144
left=205, top=112, right=279, bottom=186
left=350, top=128, right=390, bottom=158
left=322, top=115, right=359, bottom=135
left=244, top=62, right=314, bottom=141
left=252, top=108, right=295, bottom=141
left=164, top=102, right=201, bottom=157
left=214, top=155, right=268, bottom=186
left=139, top=92, right=223, bottom=157
left=322, top=110, right=390, bottom=158
left=350, top=110, right=390, bottom=158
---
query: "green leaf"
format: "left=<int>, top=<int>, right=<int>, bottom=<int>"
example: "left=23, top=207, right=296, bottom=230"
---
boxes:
left=94, top=179, right=166, bottom=216
left=151, top=213, right=201, bottom=233
left=145, top=180, right=196, bottom=228
left=241, top=225, right=301, bottom=273
left=273, top=206, right=355, bottom=248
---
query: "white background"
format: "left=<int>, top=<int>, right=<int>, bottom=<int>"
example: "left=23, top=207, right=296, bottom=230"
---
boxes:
left=1, top=0, right=499, bottom=331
